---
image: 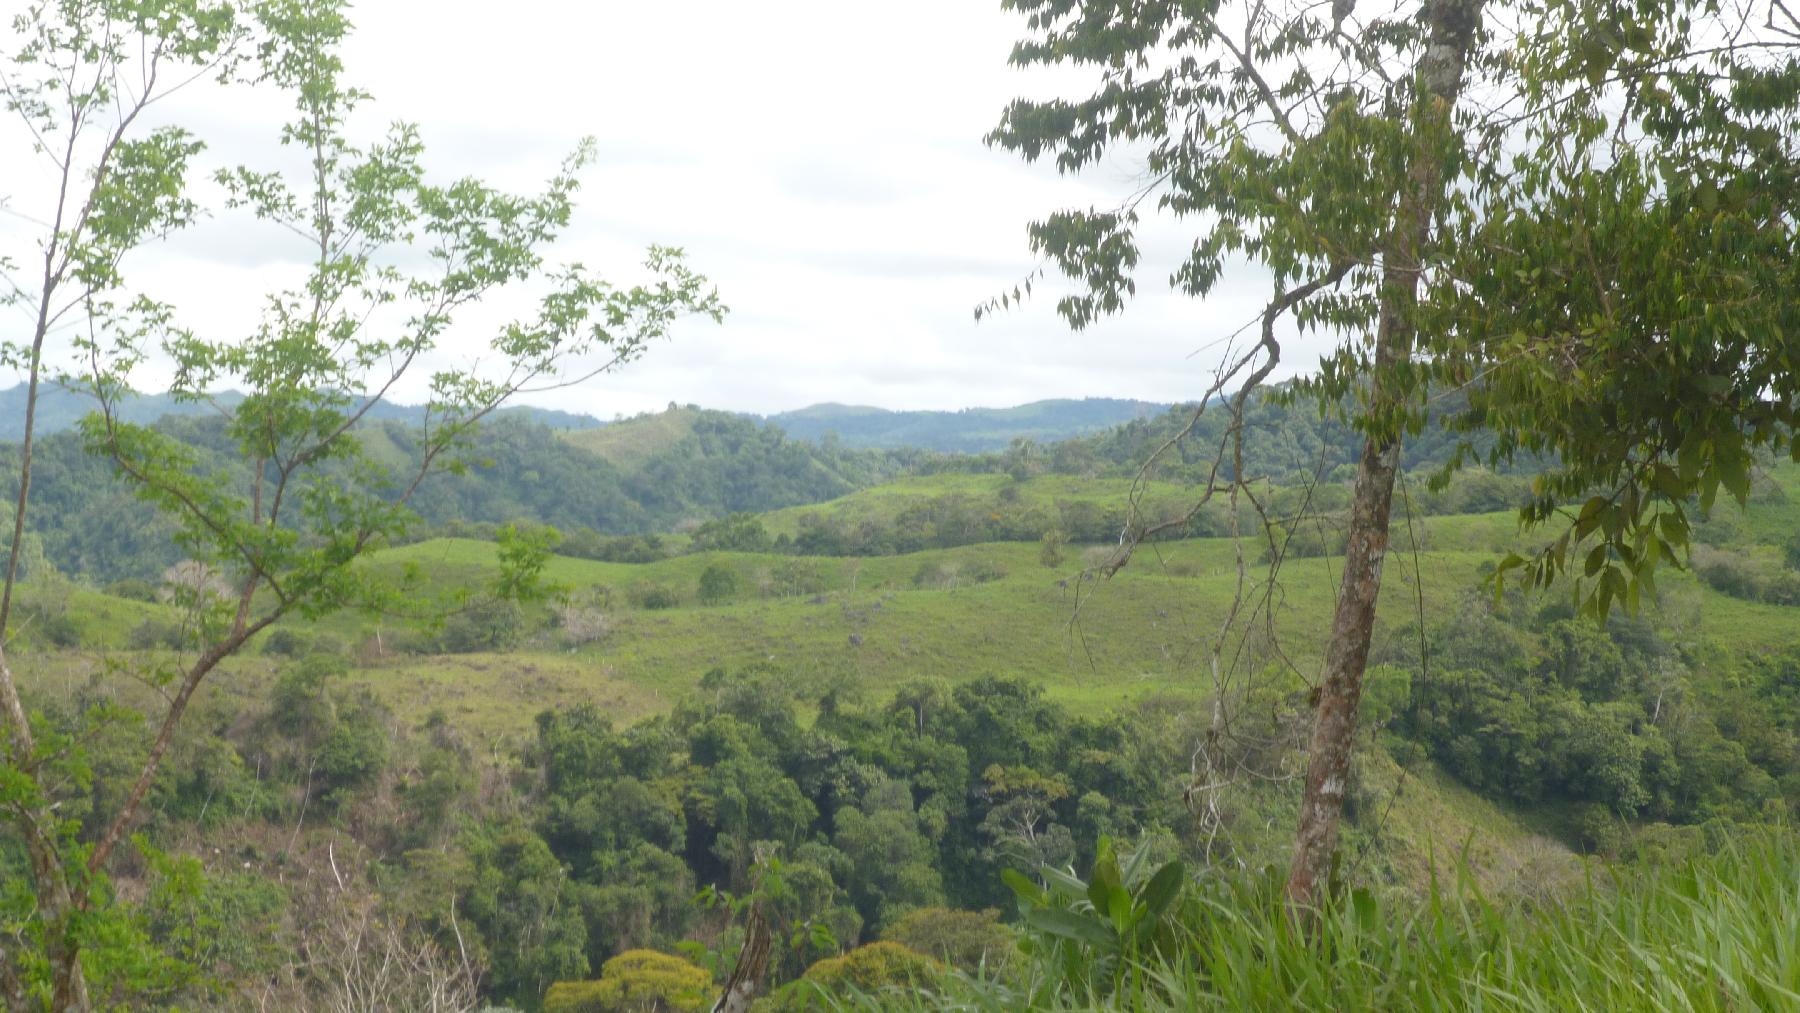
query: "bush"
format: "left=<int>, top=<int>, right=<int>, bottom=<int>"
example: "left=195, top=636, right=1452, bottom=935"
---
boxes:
left=805, top=942, right=940, bottom=993
left=555, top=600, right=612, bottom=647
left=270, top=653, right=348, bottom=739
left=963, top=558, right=1008, bottom=584
left=629, top=582, right=681, bottom=610
left=544, top=950, right=712, bottom=1012
left=1259, top=518, right=1347, bottom=563
left=913, top=560, right=948, bottom=588
left=103, top=578, right=158, bottom=602
left=316, top=701, right=389, bottom=803
left=1571, top=802, right=1623, bottom=857
left=885, top=907, right=1016, bottom=975
left=690, top=513, right=770, bottom=553
left=1695, top=546, right=1761, bottom=600
left=17, top=602, right=80, bottom=648
left=766, top=942, right=942, bottom=1011
left=128, top=619, right=185, bottom=651
left=697, top=563, right=739, bottom=605
left=440, top=597, right=525, bottom=652
left=261, top=628, right=311, bottom=657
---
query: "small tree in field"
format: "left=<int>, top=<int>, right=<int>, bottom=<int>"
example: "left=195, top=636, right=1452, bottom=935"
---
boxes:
left=0, top=0, right=721, bottom=1004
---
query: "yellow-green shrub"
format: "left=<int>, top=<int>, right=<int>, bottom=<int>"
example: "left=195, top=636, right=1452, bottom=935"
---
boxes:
left=761, top=941, right=943, bottom=1009
left=544, top=949, right=713, bottom=1013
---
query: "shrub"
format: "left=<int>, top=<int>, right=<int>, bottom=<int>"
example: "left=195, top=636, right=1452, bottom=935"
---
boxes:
left=17, top=603, right=80, bottom=648
left=763, top=942, right=942, bottom=1011
left=963, top=559, right=1008, bottom=584
left=1038, top=531, right=1066, bottom=568
left=261, top=628, right=311, bottom=657
left=440, top=597, right=525, bottom=652
left=128, top=619, right=186, bottom=651
left=803, top=941, right=941, bottom=993
left=629, top=582, right=681, bottom=610
left=556, top=601, right=612, bottom=647
left=103, top=577, right=158, bottom=602
left=1694, top=545, right=1761, bottom=600
left=1259, top=518, right=1347, bottom=562
left=697, top=564, right=739, bottom=605
left=316, top=701, right=389, bottom=804
left=270, top=653, right=348, bottom=739
left=885, top=907, right=1016, bottom=975
left=913, top=560, right=948, bottom=588
left=771, top=559, right=826, bottom=597
left=1571, top=802, right=1623, bottom=857
left=544, top=950, right=712, bottom=1012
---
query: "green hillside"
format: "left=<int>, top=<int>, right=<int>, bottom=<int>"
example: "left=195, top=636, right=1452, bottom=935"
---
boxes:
left=555, top=405, right=707, bottom=471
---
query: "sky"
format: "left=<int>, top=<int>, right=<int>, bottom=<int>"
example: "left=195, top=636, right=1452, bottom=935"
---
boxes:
left=2, top=0, right=1309, bottom=418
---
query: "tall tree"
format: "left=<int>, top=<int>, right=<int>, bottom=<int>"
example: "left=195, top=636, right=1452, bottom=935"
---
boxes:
left=0, top=1, right=721, bottom=1005
left=991, top=0, right=1800, bottom=910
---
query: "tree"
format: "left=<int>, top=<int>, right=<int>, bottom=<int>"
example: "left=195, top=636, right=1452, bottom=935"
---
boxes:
left=992, top=0, right=1799, bottom=909
left=0, top=1, right=721, bottom=1003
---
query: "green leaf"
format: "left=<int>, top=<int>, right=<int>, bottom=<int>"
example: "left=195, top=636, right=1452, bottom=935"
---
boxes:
left=1584, top=543, right=1607, bottom=577
left=1024, top=907, right=1118, bottom=950
left=1717, top=448, right=1750, bottom=504
left=1137, top=861, right=1186, bottom=927
left=1002, top=868, right=1045, bottom=907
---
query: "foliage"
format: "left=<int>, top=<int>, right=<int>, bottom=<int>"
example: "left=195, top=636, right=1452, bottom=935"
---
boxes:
left=764, top=942, right=942, bottom=1011
left=883, top=907, right=1015, bottom=976
left=0, top=0, right=720, bottom=1002
left=888, top=829, right=1800, bottom=1013
left=544, top=950, right=712, bottom=1013
left=1001, top=837, right=1186, bottom=998
left=697, top=564, right=740, bottom=606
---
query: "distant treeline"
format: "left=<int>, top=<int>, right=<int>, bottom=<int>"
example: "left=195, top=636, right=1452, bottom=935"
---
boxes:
left=2, top=389, right=1539, bottom=582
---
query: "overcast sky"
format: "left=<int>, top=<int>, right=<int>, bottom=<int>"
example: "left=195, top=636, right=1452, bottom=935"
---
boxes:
left=3, top=1, right=1316, bottom=418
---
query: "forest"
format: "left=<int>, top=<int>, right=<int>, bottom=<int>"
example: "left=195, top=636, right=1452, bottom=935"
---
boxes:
left=1, top=0, right=1799, bottom=1011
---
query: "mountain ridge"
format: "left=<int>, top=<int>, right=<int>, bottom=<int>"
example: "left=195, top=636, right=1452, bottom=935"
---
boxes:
left=0, top=385, right=1170, bottom=454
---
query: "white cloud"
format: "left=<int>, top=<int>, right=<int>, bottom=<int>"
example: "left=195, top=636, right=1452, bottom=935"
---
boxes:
left=0, top=1, right=1338, bottom=417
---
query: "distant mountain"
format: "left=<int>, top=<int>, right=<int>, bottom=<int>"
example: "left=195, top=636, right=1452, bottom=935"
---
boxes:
left=0, top=384, right=605, bottom=441
left=0, top=385, right=1173, bottom=455
left=766, top=398, right=1170, bottom=452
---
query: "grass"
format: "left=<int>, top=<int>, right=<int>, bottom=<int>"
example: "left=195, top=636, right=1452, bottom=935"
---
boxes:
left=850, top=827, right=1800, bottom=1012
left=23, top=459, right=1800, bottom=750
left=756, top=472, right=1208, bottom=539
left=348, top=520, right=1800, bottom=728
left=554, top=405, right=701, bottom=471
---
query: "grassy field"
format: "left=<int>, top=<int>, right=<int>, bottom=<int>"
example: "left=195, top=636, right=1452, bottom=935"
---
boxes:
left=756, top=472, right=1213, bottom=538
left=304, top=475, right=1795, bottom=745
left=18, top=461, right=1800, bottom=749
left=554, top=405, right=701, bottom=471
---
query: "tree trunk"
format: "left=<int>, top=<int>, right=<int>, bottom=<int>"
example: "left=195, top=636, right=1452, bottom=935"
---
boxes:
left=1284, top=0, right=1485, bottom=912
left=711, top=903, right=772, bottom=1013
